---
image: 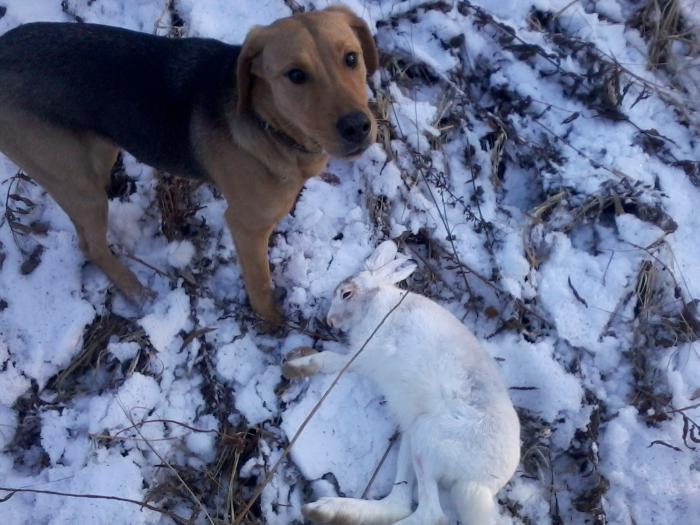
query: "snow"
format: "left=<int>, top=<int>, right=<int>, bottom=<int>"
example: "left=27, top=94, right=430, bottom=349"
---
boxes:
left=0, top=223, right=97, bottom=390
left=281, top=370, right=397, bottom=498
left=601, top=407, right=700, bottom=524
left=1, top=1, right=699, bottom=524
left=138, top=287, right=192, bottom=353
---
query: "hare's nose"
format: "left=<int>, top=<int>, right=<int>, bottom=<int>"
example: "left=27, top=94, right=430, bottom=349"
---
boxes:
left=327, top=313, right=339, bottom=328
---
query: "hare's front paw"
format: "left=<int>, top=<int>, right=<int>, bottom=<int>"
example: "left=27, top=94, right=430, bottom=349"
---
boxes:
left=302, top=497, right=350, bottom=523
left=282, top=347, right=320, bottom=379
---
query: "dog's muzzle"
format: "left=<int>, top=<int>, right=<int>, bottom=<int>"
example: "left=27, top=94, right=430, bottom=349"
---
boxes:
left=336, top=111, right=372, bottom=147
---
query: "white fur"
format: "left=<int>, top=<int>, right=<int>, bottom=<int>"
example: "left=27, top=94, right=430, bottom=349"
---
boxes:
left=286, top=241, right=521, bottom=525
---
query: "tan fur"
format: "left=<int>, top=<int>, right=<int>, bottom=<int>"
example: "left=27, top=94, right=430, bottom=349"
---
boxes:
left=0, top=7, right=378, bottom=326
left=281, top=346, right=320, bottom=379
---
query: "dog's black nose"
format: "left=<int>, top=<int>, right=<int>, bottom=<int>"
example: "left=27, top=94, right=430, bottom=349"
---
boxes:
left=336, top=112, right=371, bottom=145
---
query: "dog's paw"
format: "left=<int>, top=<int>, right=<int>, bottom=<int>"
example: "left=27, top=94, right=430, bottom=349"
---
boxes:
left=138, top=286, right=157, bottom=306
left=255, top=303, right=286, bottom=334
left=282, top=347, right=320, bottom=379
left=258, top=315, right=285, bottom=335
left=128, top=286, right=157, bottom=315
left=113, top=267, right=152, bottom=305
left=114, top=282, right=157, bottom=318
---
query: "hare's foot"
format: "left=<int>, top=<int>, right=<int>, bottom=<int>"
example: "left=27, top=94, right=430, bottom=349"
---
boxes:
left=303, top=496, right=411, bottom=525
left=303, top=435, right=416, bottom=525
left=450, top=481, right=497, bottom=525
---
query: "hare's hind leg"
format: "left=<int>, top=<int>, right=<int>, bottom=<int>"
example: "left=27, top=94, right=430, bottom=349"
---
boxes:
left=394, top=422, right=448, bottom=525
left=393, top=468, right=446, bottom=525
left=450, top=482, right=496, bottom=525
left=302, top=435, right=414, bottom=525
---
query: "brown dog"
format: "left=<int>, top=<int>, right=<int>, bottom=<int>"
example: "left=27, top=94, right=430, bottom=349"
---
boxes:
left=0, top=6, right=378, bottom=325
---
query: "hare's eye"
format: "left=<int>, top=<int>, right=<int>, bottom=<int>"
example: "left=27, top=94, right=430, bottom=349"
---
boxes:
left=342, top=290, right=353, bottom=300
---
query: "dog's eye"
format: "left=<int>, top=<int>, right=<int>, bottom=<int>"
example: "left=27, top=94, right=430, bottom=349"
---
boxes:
left=342, top=290, right=353, bottom=300
left=286, top=68, right=307, bottom=84
left=345, top=52, right=358, bottom=68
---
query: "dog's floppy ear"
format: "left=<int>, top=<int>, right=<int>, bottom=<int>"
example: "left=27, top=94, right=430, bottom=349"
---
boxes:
left=236, top=26, right=266, bottom=114
left=325, top=6, right=379, bottom=76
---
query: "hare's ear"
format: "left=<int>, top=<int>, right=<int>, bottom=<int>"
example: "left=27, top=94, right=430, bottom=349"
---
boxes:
left=365, top=240, right=398, bottom=271
left=385, top=260, right=417, bottom=284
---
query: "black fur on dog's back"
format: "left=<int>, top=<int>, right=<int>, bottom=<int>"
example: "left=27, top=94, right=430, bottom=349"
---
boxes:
left=0, top=22, right=241, bottom=179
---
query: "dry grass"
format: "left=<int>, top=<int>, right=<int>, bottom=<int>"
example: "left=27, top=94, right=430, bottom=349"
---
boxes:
left=613, top=249, right=698, bottom=424
left=2, top=172, right=48, bottom=265
left=155, top=172, right=205, bottom=242
left=524, top=177, right=697, bottom=431
left=629, top=0, right=700, bottom=123
left=154, top=0, right=186, bottom=37
left=2, top=2, right=697, bottom=524
left=371, top=80, right=395, bottom=160
left=524, top=180, right=677, bottom=269
left=48, top=313, right=155, bottom=401
left=636, top=1, right=700, bottom=75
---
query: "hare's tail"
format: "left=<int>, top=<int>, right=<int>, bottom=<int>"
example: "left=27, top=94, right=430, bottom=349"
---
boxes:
left=450, top=482, right=495, bottom=525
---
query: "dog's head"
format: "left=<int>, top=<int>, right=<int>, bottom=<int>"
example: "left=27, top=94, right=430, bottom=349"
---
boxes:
left=236, top=6, right=378, bottom=158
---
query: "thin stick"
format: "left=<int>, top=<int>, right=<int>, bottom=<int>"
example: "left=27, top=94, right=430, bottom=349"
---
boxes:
left=233, top=291, right=410, bottom=525
left=118, top=401, right=215, bottom=525
left=112, top=417, right=220, bottom=438
left=552, top=0, right=579, bottom=20
left=665, top=402, right=700, bottom=415
left=361, top=432, right=399, bottom=499
left=0, top=486, right=186, bottom=523
left=121, top=252, right=170, bottom=278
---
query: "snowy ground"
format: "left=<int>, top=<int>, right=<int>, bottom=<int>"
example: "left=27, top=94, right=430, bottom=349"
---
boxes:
left=1, top=1, right=699, bottom=524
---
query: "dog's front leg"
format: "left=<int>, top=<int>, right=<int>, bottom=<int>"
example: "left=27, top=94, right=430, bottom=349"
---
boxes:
left=225, top=210, right=282, bottom=327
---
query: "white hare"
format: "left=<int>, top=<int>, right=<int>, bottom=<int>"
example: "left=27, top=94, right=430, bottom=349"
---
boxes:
left=283, top=240, right=520, bottom=525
